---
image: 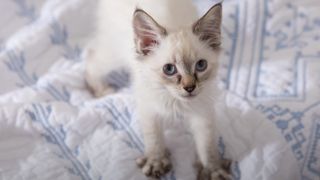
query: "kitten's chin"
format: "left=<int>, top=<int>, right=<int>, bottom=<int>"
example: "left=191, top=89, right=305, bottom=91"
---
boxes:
left=174, top=93, right=198, bottom=101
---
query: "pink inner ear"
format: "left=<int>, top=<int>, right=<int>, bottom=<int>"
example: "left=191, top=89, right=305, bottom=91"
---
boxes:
left=141, top=37, right=158, bottom=55
left=143, top=37, right=157, bottom=47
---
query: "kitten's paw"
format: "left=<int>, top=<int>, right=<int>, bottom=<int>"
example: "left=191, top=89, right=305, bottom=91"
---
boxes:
left=136, top=151, right=172, bottom=178
left=196, top=159, right=233, bottom=180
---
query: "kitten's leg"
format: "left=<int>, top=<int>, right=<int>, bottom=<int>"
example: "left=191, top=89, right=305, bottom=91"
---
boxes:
left=85, top=48, right=118, bottom=97
left=136, top=111, right=172, bottom=178
left=190, top=116, right=232, bottom=180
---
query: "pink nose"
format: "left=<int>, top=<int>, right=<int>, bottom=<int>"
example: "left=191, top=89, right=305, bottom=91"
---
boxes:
left=183, top=85, right=196, bottom=93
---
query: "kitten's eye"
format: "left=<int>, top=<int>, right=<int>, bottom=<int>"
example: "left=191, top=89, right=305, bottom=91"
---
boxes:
left=163, top=64, right=177, bottom=76
left=195, top=59, right=208, bottom=72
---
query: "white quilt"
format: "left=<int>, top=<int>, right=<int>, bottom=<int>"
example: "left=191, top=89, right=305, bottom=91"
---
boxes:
left=0, top=0, right=319, bottom=180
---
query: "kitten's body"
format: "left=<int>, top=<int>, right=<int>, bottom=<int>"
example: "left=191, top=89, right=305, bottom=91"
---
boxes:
left=86, top=0, right=198, bottom=96
left=86, top=0, right=231, bottom=179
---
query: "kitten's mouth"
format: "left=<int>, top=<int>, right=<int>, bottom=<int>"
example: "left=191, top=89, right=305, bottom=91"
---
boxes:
left=182, top=93, right=197, bottom=99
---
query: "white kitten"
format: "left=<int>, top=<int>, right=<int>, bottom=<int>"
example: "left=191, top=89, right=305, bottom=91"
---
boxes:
left=85, top=0, right=232, bottom=179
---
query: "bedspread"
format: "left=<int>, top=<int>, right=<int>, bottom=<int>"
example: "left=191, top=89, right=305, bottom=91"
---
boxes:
left=0, top=0, right=319, bottom=180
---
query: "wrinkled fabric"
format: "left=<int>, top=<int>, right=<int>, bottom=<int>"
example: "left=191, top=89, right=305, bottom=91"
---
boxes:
left=0, top=0, right=319, bottom=180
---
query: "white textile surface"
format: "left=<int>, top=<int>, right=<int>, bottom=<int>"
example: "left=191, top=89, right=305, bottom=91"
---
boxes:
left=0, top=0, right=319, bottom=180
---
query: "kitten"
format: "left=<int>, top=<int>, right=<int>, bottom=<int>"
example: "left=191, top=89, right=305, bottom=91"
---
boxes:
left=85, top=0, right=232, bottom=179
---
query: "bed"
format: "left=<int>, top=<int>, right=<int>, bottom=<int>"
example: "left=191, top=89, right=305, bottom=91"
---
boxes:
left=0, top=0, right=319, bottom=179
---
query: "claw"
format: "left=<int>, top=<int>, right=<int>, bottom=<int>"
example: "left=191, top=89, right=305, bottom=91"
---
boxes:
left=136, top=157, right=147, bottom=168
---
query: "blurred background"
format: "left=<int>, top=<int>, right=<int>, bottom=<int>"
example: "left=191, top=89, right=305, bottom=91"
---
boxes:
left=0, top=0, right=319, bottom=180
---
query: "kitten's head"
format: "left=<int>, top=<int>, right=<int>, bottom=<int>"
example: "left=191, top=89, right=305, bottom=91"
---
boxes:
left=133, top=4, right=222, bottom=101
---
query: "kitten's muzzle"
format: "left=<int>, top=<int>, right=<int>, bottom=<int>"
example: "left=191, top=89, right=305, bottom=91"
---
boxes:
left=181, top=74, right=196, bottom=93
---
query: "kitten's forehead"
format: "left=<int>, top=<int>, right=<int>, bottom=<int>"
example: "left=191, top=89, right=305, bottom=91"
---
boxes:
left=168, top=30, right=198, bottom=64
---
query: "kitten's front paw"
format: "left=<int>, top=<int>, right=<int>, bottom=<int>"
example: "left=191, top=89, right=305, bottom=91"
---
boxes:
left=196, top=159, right=233, bottom=180
left=136, top=151, right=172, bottom=178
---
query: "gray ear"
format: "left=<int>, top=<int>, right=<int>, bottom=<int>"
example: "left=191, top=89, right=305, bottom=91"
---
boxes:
left=193, top=3, right=222, bottom=49
left=133, top=9, right=167, bottom=56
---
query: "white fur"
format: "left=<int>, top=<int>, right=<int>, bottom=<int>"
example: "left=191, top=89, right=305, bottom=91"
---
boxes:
left=86, top=0, right=230, bottom=179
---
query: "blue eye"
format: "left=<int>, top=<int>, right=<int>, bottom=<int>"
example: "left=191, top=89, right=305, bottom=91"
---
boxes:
left=163, top=64, right=177, bottom=76
left=195, top=59, right=208, bottom=72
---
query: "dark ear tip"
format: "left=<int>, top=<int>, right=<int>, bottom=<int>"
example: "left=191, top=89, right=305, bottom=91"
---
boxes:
left=133, top=8, right=145, bottom=16
left=215, top=2, right=222, bottom=7
left=211, top=2, right=222, bottom=11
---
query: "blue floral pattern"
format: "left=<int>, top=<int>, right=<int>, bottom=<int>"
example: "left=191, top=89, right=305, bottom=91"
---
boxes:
left=0, top=0, right=319, bottom=180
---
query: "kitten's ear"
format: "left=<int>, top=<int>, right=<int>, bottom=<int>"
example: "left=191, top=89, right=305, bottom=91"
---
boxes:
left=193, top=3, right=222, bottom=49
left=133, top=9, right=167, bottom=56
